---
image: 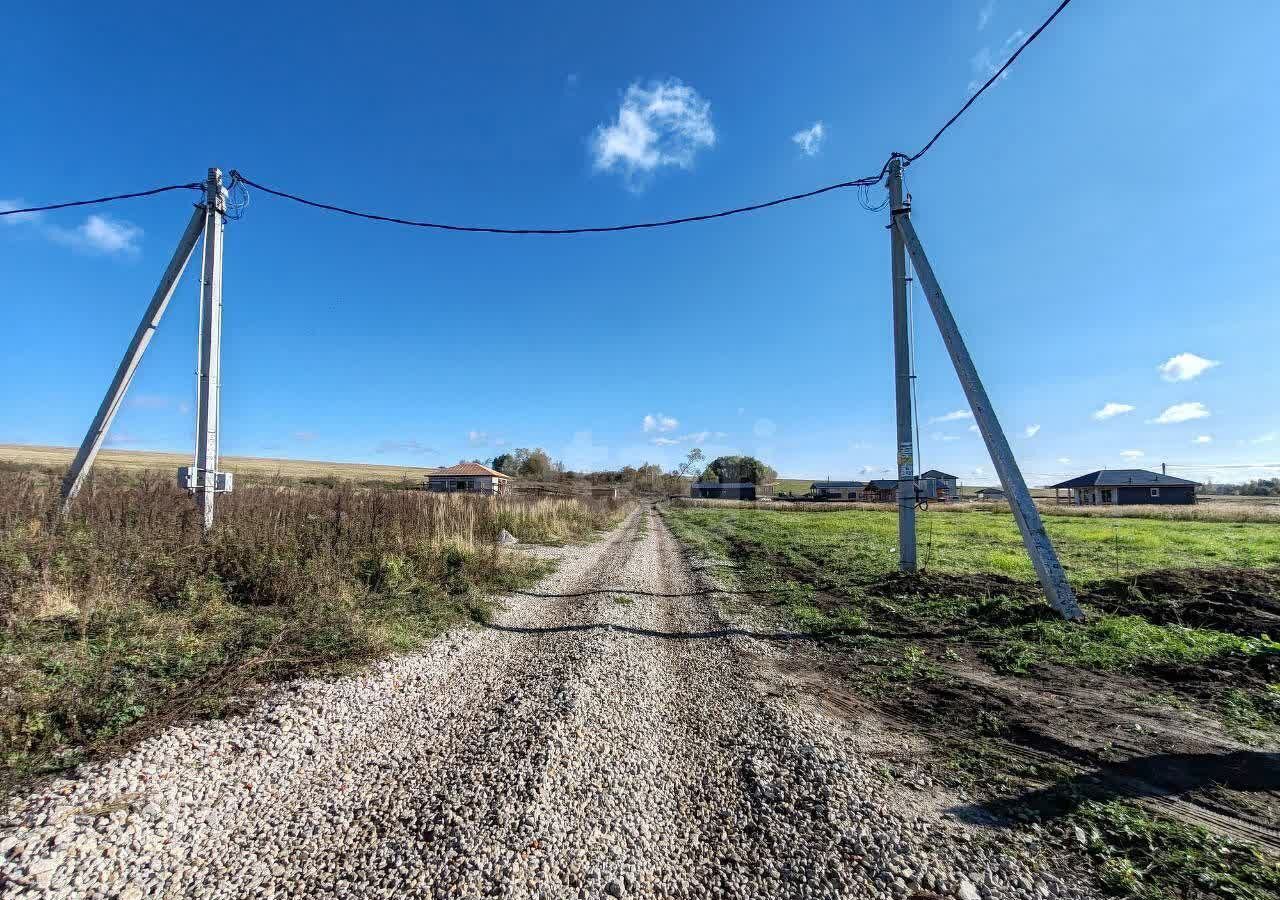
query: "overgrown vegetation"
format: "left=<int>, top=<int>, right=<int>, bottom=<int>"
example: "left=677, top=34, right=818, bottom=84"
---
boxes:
left=0, top=467, right=623, bottom=788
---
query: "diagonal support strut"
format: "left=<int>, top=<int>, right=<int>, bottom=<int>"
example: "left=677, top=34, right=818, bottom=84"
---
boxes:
left=892, top=205, right=1085, bottom=622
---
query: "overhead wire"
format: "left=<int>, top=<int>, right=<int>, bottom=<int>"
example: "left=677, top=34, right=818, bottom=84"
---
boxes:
left=0, top=0, right=1073, bottom=231
left=0, top=183, right=205, bottom=218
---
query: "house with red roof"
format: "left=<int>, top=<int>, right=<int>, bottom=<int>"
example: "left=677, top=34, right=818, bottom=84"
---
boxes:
left=425, top=463, right=512, bottom=496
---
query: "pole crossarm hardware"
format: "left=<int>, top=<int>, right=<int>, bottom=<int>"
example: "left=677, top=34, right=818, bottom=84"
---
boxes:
left=887, top=158, right=916, bottom=572
left=891, top=207, right=1085, bottom=622
left=59, top=205, right=207, bottom=514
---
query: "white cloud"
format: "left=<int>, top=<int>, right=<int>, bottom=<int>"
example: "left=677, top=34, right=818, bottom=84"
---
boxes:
left=1120, top=449, right=1144, bottom=459
left=1057, top=457, right=1071, bottom=464
left=978, top=0, right=995, bottom=30
left=968, top=424, right=980, bottom=433
left=467, top=430, right=505, bottom=447
left=642, top=413, right=678, bottom=433
left=592, top=79, right=715, bottom=188
left=1023, top=424, right=1041, bottom=438
left=47, top=215, right=143, bottom=255
left=684, top=430, right=726, bottom=444
left=650, top=437, right=680, bottom=446
left=1252, top=431, right=1278, bottom=445
left=929, top=409, right=973, bottom=424
left=1158, top=352, right=1219, bottom=383
left=1192, top=435, right=1212, bottom=444
left=968, top=29, right=1025, bottom=93
left=929, top=432, right=961, bottom=442
left=1093, top=402, right=1135, bottom=421
left=1, top=203, right=142, bottom=256
left=1147, top=402, right=1210, bottom=425
left=791, top=121, right=826, bottom=156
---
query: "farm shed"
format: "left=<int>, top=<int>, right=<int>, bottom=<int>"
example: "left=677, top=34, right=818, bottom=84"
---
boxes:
left=974, top=487, right=1007, bottom=501
left=919, top=469, right=958, bottom=499
left=426, top=463, right=511, bottom=495
left=1049, top=469, right=1199, bottom=505
left=864, top=480, right=900, bottom=502
left=591, top=486, right=620, bottom=500
left=810, top=481, right=866, bottom=500
left=691, top=482, right=757, bottom=500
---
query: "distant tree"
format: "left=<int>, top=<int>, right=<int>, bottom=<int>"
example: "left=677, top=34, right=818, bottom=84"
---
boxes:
left=700, top=455, right=777, bottom=485
left=1240, top=478, right=1280, bottom=497
left=677, top=448, right=705, bottom=480
left=491, top=452, right=517, bottom=475
left=518, top=448, right=554, bottom=480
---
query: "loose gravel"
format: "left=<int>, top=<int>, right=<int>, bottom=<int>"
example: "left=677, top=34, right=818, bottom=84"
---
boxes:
left=0, top=506, right=1099, bottom=899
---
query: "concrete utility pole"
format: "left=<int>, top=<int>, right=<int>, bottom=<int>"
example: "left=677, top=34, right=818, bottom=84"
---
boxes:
left=59, top=205, right=207, bottom=515
left=888, top=157, right=916, bottom=572
left=892, top=203, right=1084, bottom=621
left=193, top=168, right=227, bottom=530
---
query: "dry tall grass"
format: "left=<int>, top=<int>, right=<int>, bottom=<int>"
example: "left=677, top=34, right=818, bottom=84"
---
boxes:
left=0, top=466, right=625, bottom=785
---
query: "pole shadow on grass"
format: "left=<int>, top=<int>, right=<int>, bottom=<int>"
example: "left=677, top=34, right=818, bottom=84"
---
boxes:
left=950, top=750, right=1280, bottom=827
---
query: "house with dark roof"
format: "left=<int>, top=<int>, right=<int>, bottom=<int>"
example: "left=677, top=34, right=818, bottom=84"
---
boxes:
left=691, top=482, right=757, bottom=500
left=1048, top=469, right=1199, bottom=506
left=810, top=480, right=866, bottom=500
left=426, top=463, right=512, bottom=495
left=974, top=486, right=1007, bottom=502
left=919, top=469, right=958, bottom=499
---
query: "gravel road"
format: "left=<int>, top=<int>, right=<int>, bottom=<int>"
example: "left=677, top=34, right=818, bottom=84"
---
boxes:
left=1, top=506, right=1097, bottom=900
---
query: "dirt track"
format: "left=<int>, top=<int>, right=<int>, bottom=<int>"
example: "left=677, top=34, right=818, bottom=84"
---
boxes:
left=1, top=506, right=1095, bottom=899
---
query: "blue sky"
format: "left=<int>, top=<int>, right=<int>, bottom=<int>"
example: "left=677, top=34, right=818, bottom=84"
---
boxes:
left=3, top=1, right=1278, bottom=486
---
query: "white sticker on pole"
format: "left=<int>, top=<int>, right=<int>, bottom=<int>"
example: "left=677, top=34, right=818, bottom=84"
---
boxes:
left=897, top=442, right=913, bottom=479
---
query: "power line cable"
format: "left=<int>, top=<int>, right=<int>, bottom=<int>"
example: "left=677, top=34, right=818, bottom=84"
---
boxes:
left=0, top=0, right=1073, bottom=231
left=906, top=0, right=1073, bottom=164
left=0, top=183, right=204, bottom=218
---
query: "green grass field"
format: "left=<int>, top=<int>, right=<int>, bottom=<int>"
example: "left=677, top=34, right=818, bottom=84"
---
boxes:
left=662, top=501, right=1280, bottom=899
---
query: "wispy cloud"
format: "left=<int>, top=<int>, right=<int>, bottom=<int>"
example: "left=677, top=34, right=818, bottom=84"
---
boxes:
left=968, top=29, right=1026, bottom=93
left=1, top=200, right=143, bottom=257
left=1057, top=457, right=1071, bottom=464
left=1023, top=424, right=1041, bottom=438
left=1093, top=402, right=1135, bottom=421
left=1252, top=431, right=1278, bottom=445
left=978, top=0, right=996, bottom=30
left=642, top=413, right=679, bottom=433
left=968, top=424, right=980, bottom=433
left=1147, top=402, right=1209, bottom=425
left=1157, top=352, right=1219, bottom=383
left=592, top=78, right=715, bottom=189
left=467, top=430, right=506, bottom=447
left=929, top=409, right=973, bottom=424
left=930, top=432, right=961, bottom=442
left=105, top=430, right=145, bottom=447
left=1192, top=435, right=1212, bottom=444
left=791, top=121, right=826, bottom=156
left=1120, top=449, right=1144, bottom=459
left=374, top=439, right=434, bottom=455
left=650, top=437, right=680, bottom=446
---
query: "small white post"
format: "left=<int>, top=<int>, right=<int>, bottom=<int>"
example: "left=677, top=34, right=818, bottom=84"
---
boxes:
left=60, top=205, right=207, bottom=515
left=893, top=206, right=1084, bottom=621
left=194, top=168, right=227, bottom=530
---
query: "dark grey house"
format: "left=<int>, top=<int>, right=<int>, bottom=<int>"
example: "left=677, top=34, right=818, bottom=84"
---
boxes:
left=1049, top=469, right=1199, bottom=506
left=691, top=482, right=757, bottom=500
left=919, top=469, right=958, bottom=499
left=810, top=481, right=866, bottom=500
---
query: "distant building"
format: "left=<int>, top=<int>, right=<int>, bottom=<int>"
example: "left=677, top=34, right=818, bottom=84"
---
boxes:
left=690, top=482, right=757, bottom=500
left=919, top=469, right=958, bottom=500
left=1049, top=469, right=1199, bottom=506
left=974, top=487, right=1007, bottom=502
left=810, top=481, right=866, bottom=500
left=591, top=486, right=620, bottom=500
left=864, top=480, right=900, bottom=502
left=426, top=463, right=511, bottom=495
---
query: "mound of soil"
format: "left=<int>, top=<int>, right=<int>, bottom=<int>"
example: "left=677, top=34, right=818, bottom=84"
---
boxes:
left=1084, top=568, right=1280, bottom=638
